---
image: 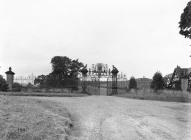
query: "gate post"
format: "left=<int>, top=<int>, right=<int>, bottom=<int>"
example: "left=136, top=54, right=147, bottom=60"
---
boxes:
left=5, top=67, right=15, bottom=91
left=111, top=65, right=119, bottom=95
left=81, top=66, right=88, bottom=94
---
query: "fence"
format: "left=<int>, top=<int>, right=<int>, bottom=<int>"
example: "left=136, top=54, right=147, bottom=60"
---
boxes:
left=12, top=74, right=155, bottom=94
left=14, top=75, right=36, bottom=85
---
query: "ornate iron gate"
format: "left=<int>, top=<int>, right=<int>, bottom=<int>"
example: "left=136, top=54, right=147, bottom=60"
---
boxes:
left=86, top=77, right=100, bottom=95
left=80, top=64, right=123, bottom=95
left=107, top=76, right=112, bottom=95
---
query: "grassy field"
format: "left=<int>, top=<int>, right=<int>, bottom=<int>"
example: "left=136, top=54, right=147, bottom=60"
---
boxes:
left=117, top=89, right=191, bottom=102
left=0, top=95, right=73, bottom=140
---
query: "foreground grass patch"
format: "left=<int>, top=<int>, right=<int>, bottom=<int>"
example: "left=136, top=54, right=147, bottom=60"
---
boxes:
left=0, top=96, right=72, bottom=140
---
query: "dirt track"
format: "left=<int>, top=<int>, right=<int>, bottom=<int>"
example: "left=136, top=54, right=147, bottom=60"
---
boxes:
left=36, top=96, right=191, bottom=140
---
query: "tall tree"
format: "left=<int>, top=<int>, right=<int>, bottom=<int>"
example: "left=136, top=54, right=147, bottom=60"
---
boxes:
left=128, top=76, right=137, bottom=90
left=179, top=1, right=191, bottom=39
left=49, top=56, right=84, bottom=88
left=150, top=72, right=165, bottom=91
left=35, top=56, right=84, bottom=88
left=50, top=56, right=84, bottom=78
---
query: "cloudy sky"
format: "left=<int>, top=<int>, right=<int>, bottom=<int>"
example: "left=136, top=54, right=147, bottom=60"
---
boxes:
left=0, top=0, right=190, bottom=78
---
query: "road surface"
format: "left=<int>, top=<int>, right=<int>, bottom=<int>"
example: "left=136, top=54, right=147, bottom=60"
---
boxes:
left=36, top=96, right=191, bottom=140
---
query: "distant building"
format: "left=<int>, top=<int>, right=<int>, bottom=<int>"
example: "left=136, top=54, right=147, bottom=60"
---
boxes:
left=136, top=78, right=152, bottom=89
left=126, top=77, right=152, bottom=89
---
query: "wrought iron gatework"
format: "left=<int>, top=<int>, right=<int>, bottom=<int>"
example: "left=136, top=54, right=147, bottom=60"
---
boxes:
left=80, top=63, right=126, bottom=95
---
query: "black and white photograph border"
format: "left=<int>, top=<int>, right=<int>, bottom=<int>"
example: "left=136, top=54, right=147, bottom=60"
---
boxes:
left=0, top=0, right=191, bottom=139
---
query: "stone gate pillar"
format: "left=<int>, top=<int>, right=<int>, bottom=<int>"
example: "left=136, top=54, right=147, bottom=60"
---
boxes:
left=111, top=65, right=119, bottom=95
left=80, top=66, right=88, bottom=94
left=5, top=67, right=15, bottom=91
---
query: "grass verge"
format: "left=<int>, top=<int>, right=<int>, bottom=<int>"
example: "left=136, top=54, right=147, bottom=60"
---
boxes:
left=116, top=89, right=191, bottom=103
left=0, top=92, right=87, bottom=97
left=0, top=95, right=73, bottom=140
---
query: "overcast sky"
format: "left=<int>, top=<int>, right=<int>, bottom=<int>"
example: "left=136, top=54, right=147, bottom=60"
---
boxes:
left=0, top=0, right=190, bottom=78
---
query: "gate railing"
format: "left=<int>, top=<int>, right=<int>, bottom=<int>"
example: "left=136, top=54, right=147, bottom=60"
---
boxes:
left=80, top=65, right=128, bottom=95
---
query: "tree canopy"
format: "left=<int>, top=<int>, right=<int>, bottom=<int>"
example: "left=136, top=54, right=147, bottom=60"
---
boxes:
left=179, top=1, right=191, bottom=39
left=150, top=72, right=165, bottom=91
left=128, top=76, right=137, bottom=90
left=51, top=56, right=84, bottom=78
left=34, top=56, right=84, bottom=89
left=34, top=75, right=46, bottom=87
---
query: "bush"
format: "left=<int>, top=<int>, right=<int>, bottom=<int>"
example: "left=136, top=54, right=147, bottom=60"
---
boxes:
left=129, top=76, right=137, bottom=90
left=0, top=75, right=8, bottom=91
left=151, top=72, right=165, bottom=91
left=13, top=82, right=22, bottom=92
left=26, top=83, right=34, bottom=88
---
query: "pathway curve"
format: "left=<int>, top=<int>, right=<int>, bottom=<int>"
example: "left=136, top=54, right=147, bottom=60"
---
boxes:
left=36, top=96, right=191, bottom=140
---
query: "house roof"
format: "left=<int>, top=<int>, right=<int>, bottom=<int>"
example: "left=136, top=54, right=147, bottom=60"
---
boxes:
left=165, top=66, right=191, bottom=79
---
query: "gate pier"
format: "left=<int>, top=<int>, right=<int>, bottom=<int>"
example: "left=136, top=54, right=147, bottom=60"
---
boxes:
left=80, top=66, right=88, bottom=94
left=111, top=65, right=119, bottom=95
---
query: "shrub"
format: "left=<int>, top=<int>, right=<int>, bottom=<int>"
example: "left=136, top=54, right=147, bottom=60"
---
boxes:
left=129, top=76, right=137, bottom=90
left=26, top=83, right=34, bottom=88
left=0, top=75, right=8, bottom=91
left=150, top=72, right=165, bottom=91
left=13, top=82, right=22, bottom=92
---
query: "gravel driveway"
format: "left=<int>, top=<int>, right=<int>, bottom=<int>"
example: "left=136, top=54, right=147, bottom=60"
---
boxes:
left=36, top=96, right=191, bottom=140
